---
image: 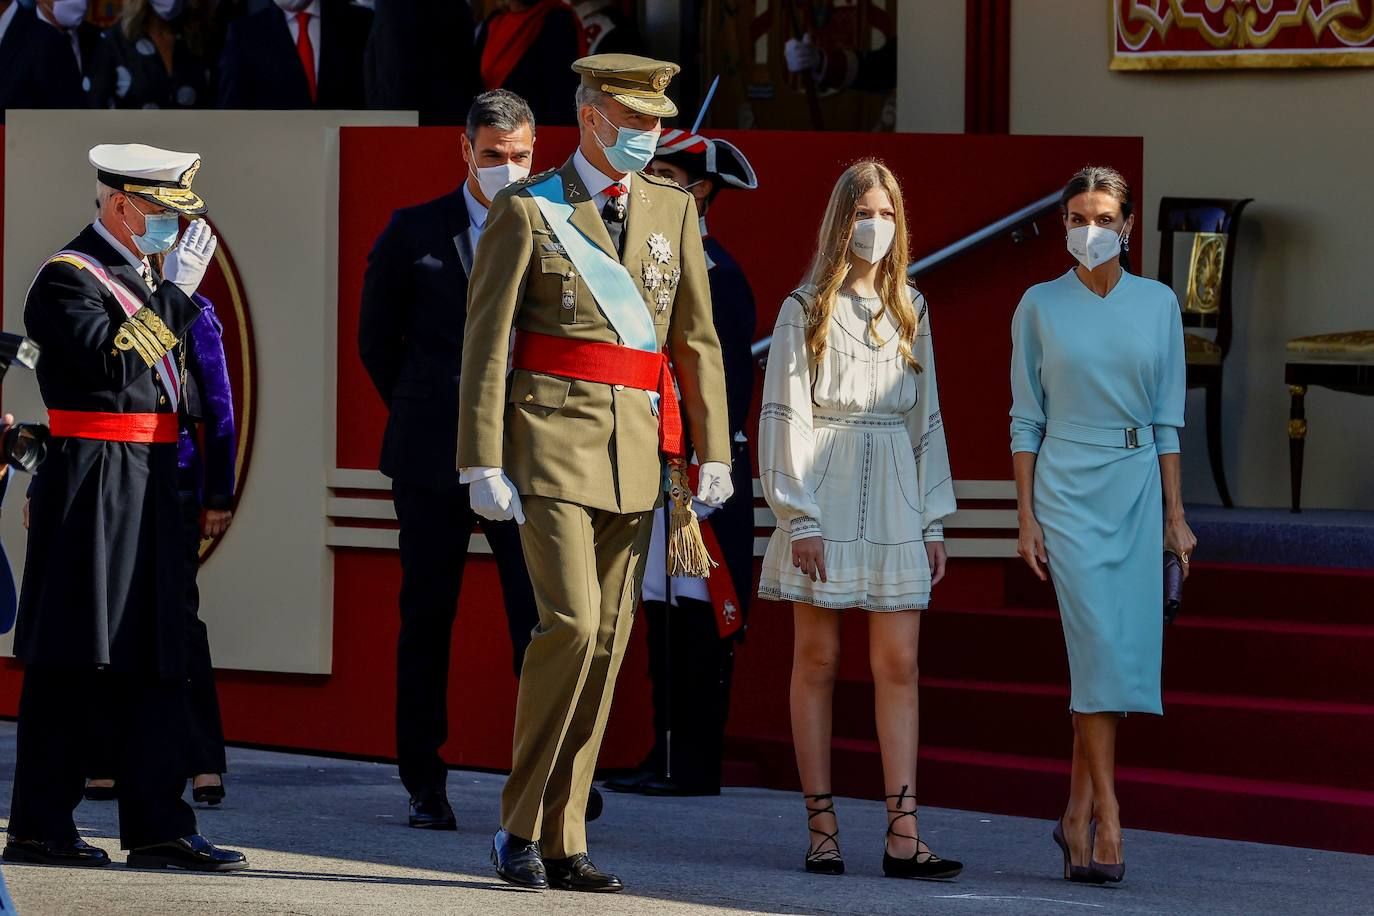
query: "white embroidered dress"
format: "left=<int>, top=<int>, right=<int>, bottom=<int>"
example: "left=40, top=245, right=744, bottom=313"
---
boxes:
left=758, top=287, right=956, bottom=611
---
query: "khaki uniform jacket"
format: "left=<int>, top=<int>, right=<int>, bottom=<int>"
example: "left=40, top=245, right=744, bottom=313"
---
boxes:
left=457, top=155, right=730, bottom=514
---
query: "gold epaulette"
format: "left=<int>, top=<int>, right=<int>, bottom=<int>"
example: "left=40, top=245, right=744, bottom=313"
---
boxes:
left=114, top=306, right=176, bottom=368
left=47, top=254, right=89, bottom=271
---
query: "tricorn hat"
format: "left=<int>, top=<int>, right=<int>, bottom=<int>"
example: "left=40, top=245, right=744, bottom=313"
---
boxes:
left=653, top=130, right=758, bottom=191
left=90, top=143, right=206, bottom=215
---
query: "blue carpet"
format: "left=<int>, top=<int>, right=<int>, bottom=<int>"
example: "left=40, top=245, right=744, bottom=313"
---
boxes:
left=1187, top=505, right=1374, bottom=570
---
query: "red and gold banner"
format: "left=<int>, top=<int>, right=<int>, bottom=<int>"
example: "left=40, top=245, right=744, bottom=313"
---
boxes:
left=1112, top=0, right=1374, bottom=70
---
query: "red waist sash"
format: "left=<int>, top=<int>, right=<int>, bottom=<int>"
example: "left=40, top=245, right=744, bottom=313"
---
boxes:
left=48, top=410, right=179, bottom=443
left=511, top=331, right=684, bottom=458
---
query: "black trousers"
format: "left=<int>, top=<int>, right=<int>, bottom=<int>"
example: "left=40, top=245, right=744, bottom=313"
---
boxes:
left=9, top=666, right=197, bottom=849
left=393, top=479, right=538, bottom=797
left=180, top=490, right=227, bottom=776
left=641, top=597, right=737, bottom=791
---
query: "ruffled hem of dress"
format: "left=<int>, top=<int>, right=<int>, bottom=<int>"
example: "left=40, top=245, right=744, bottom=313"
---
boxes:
left=757, top=583, right=930, bottom=612
left=759, top=530, right=932, bottom=612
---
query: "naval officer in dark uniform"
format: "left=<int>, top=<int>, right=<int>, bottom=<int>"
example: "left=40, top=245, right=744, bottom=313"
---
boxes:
left=604, top=129, right=760, bottom=797
left=3, top=144, right=245, bottom=872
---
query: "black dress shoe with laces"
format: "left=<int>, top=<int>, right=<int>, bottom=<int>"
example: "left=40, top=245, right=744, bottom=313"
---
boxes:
left=408, top=789, right=457, bottom=830
left=491, top=829, right=547, bottom=889
left=543, top=853, right=624, bottom=892
left=3, top=837, right=111, bottom=868
left=126, top=835, right=248, bottom=872
left=586, top=786, right=605, bottom=822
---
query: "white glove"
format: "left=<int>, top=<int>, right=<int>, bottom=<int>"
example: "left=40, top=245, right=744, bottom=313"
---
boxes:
left=162, top=218, right=217, bottom=297
left=468, top=470, right=525, bottom=524
left=784, top=35, right=822, bottom=75
left=695, top=461, right=733, bottom=509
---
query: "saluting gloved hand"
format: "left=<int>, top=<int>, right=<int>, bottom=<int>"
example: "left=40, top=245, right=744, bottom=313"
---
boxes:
left=784, top=35, right=823, bottom=75
left=467, top=468, right=526, bottom=524
left=162, top=219, right=218, bottom=296
left=695, top=461, right=733, bottom=509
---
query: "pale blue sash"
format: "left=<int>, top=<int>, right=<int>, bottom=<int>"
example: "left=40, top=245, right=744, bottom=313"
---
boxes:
left=526, top=174, right=657, bottom=353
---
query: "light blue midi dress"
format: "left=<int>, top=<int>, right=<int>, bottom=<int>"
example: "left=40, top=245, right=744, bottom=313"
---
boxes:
left=1009, top=269, right=1186, bottom=714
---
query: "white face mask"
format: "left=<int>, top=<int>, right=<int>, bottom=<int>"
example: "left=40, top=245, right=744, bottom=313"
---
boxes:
left=51, top=0, right=89, bottom=29
left=275, top=0, right=314, bottom=11
left=849, top=217, right=896, bottom=264
left=469, top=159, right=530, bottom=203
left=150, top=0, right=185, bottom=19
left=1067, top=224, right=1126, bottom=271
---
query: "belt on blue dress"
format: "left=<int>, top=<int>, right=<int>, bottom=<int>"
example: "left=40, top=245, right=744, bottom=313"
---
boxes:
left=1045, top=419, right=1154, bottom=449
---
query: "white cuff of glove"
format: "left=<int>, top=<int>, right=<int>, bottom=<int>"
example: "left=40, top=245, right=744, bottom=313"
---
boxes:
left=694, top=460, right=733, bottom=508
left=458, top=465, right=503, bottom=484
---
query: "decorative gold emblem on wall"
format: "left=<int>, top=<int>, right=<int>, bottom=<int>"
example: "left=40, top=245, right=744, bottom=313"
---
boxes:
left=1184, top=232, right=1226, bottom=314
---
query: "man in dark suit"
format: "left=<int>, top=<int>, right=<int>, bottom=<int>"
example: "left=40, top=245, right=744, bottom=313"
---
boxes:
left=359, top=90, right=543, bottom=832
left=0, top=0, right=85, bottom=123
left=218, top=0, right=372, bottom=109
left=364, top=0, right=480, bottom=126
left=473, top=0, right=584, bottom=127
left=33, top=0, right=100, bottom=92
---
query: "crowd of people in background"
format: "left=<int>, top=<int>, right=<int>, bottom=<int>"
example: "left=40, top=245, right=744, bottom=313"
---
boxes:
left=0, top=0, right=645, bottom=125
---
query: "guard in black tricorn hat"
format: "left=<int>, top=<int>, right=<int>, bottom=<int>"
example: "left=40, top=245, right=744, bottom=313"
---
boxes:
left=3, top=143, right=246, bottom=872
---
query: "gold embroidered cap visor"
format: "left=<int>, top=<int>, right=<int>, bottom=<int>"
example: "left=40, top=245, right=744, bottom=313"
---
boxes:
left=89, top=143, right=208, bottom=215
left=573, top=53, right=680, bottom=118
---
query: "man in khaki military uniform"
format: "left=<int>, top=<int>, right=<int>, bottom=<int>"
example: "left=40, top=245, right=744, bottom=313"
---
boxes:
left=458, top=54, right=732, bottom=892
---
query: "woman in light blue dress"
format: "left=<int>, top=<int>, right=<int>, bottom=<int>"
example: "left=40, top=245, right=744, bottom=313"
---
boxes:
left=1010, top=166, right=1196, bottom=885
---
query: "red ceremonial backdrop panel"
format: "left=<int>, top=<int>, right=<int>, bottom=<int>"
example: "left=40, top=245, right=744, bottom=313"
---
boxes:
left=1, top=126, right=1143, bottom=775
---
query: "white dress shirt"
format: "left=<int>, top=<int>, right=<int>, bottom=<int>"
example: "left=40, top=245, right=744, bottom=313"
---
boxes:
left=572, top=148, right=631, bottom=211
left=282, top=0, right=322, bottom=75
left=462, top=182, right=489, bottom=247
left=0, top=3, right=19, bottom=45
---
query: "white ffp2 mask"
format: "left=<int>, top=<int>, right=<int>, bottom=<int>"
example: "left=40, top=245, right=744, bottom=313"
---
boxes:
left=849, top=218, right=896, bottom=264
left=470, top=161, right=530, bottom=203
left=1067, top=224, right=1126, bottom=270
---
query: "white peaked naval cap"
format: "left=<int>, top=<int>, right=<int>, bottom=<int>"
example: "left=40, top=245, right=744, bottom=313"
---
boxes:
left=89, top=143, right=207, bottom=215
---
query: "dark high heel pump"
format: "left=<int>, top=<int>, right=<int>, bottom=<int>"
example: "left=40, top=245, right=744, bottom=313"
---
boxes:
left=803, top=793, right=845, bottom=875
left=192, top=776, right=225, bottom=806
left=881, top=786, right=963, bottom=881
left=1053, top=818, right=1104, bottom=884
left=1089, top=820, right=1126, bottom=884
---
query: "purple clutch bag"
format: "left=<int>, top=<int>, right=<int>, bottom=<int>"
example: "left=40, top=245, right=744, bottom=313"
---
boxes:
left=1164, top=551, right=1185, bottom=624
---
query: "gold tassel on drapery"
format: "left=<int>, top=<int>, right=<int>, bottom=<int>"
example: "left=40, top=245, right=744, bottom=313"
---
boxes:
left=666, top=459, right=715, bottom=578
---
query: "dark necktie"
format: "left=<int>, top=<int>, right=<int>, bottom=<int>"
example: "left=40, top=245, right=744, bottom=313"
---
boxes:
left=602, top=183, right=627, bottom=255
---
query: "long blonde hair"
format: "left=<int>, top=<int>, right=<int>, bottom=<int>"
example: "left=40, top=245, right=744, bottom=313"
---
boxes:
left=801, top=160, right=921, bottom=372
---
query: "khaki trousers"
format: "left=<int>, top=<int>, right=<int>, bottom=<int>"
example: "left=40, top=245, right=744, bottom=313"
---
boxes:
left=501, top=496, right=653, bottom=857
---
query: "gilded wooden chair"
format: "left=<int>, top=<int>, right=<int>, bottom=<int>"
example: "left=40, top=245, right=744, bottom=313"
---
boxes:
left=1157, top=197, right=1253, bottom=508
left=1284, top=334, right=1374, bottom=512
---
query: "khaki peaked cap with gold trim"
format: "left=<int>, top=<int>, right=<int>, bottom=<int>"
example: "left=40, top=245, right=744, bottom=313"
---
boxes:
left=573, top=53, right=680, bottom=118
left=90, top=143, right=207, bottom=215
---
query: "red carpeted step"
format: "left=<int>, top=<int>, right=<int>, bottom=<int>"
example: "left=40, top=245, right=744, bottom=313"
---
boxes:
left=723, top=736, right=1374, bottom=855
left=826, top=677, right=1374, bottom=791
left=920, top=607, right=1374, bottom=704
left=1003, top=561, right=1374, bottom=626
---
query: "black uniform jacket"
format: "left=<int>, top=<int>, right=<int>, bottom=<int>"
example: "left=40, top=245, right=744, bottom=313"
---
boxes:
left=359, top=187, right=474, bottom=490
left=218, top=0, right=371, bottom=109
left=17, top=225, right=203, bottom=678
left=702, top=235, right=757, bottom=624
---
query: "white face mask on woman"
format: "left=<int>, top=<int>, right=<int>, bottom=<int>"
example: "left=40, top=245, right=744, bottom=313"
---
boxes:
left=1066, top=224, right=1126, bottom=271
left=849, top=217, right=896, bottom=264
left=51, top=0, right=89, bottom=29
left=149, top=0, right=185, bottom=19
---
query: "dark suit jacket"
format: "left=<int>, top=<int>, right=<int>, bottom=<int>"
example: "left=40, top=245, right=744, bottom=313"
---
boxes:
left=473, top=4, right=581, bottom=127
left=218, top=0, right=371, bottom=109
left=365, top=0, right=478, bottom=126
left=0, top=5, right=85, bottom=123
left=359, top=188, right=476, bottom=488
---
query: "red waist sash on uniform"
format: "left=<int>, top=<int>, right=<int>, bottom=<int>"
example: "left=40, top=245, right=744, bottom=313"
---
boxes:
left=48, top=410, right=178, bottom=444
left=512, top=331, right=684, bottom=458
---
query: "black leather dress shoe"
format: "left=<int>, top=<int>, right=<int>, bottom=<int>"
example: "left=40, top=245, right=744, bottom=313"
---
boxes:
left=408, top=789, right=457, bottom=830
left=586, top=786, right=604, bottom=822
left=639, top=776, right=720, bottom=797
left=491, top=829, right=547, bottom=889
left=602, top=769, right=655, bottom=794
left=126, top=835, right=248, bottom=872
left=3, top=837, right=111, bottom=868
left=543, top=853, right=624, bottom=892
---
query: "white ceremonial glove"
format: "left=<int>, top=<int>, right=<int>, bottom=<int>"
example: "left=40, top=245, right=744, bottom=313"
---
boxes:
left=695, top=461, right=733, bottom=509
left=784, top=35, right=822, bottom=75
left=468, top=470, right=526, bottom=524
left=162, top=219, right=217, bottom=297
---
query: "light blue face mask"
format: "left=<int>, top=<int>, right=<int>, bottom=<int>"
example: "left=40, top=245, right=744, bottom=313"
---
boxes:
left=592, top=107, right=660, bottom=174
left=123, top=205, right=181, bottom=255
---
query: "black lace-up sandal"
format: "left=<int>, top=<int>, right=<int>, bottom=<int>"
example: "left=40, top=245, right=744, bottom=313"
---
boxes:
left=803, top=793, right=845, bottom=875
left=881, top=785, right=963, bottom=880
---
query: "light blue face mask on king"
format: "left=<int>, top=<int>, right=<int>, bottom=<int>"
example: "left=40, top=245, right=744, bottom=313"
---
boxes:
left=124, top=206, right=181, bottom=255
left=592, top=107, right=660, bottom=174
